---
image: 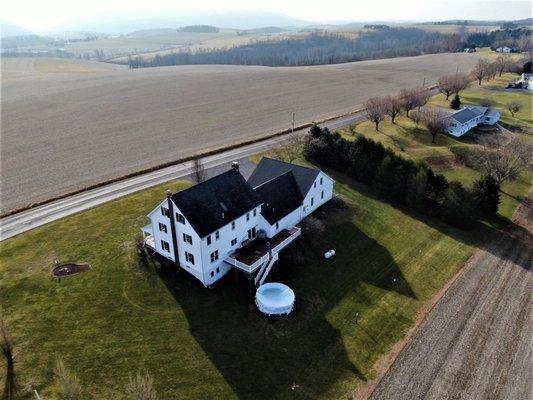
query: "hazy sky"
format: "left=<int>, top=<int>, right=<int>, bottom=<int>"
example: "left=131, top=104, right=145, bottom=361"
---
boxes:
left=2, top=0, right=531, bottom=32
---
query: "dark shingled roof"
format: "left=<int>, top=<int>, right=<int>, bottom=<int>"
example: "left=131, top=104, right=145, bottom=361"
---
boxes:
left=450, top=108, right=480, bottom=124
left=171, top=169, right=261, bottom=238
left=253, top=172, right=303, bottom=224
left=247, top=158, right=320, bottom=198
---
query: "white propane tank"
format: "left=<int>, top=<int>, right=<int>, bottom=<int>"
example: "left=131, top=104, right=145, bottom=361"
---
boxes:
left=324, top=250, right=336, bottom=259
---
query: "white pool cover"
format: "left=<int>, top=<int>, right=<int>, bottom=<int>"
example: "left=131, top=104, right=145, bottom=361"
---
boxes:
left=256, top=282, right=295, bottom=315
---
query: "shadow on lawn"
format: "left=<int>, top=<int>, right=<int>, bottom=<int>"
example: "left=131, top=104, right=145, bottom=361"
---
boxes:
left=330, top=170, right=531, bottom=271
left=156, top=217, right=415, bottom=400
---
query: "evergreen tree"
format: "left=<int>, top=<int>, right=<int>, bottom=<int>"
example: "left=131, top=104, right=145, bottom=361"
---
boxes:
left=405, top=169, right=428, bottom=208
left=442, top=182, right=479, bottom=229
left=473, top=176, right=500, bottom=216
left=450, top=94, right=461, bottom=110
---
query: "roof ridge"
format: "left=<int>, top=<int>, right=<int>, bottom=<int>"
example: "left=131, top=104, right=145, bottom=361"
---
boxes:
left=172, top=168, right=239, bottom=198
left=261, top=157, right=317, bottom=173
left=251, top=170, right=294, bottom=190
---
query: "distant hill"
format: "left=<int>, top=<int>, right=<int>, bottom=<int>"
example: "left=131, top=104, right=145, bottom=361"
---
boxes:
left=1, top=20, right=34, bottom=37
left=177, top=25, right=219, bottom=33
left=126, top=28, right=177, bottom=38
left=52, top=11, right=308, bottom=35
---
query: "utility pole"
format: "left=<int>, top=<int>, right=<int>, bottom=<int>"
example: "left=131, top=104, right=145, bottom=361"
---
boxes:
left=455, top=65, right=460, bottom=76
left=291, top=111, right=295, bottom=134
left=422, top=77, right=427, bottom=87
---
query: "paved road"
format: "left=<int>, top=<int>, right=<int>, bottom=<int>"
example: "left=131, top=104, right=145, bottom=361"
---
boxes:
left=0, top=112, right=363, bottom=241
left=371, top=197, right=533, bottom=400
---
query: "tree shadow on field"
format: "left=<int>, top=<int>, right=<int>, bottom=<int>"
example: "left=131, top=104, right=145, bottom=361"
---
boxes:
left=157, top=215, right=415, bottom=400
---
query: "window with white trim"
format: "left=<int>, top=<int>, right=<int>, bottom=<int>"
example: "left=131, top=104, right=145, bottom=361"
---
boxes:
left=210, top=271, right=214, bottom=278
left=275, top=222, right=279, bottom=230
left=210, top=250, right=219, bottom=263
left=215, top=230, right=220, bottom=240
left=161, top=207, right=169, bottom=217
left=253, top=208, right=257, bottom=217
left=183, top=233, right=192, bottom=245
left=207, top=235, right=211, bottom=245
left=246, top=213, right=250, bottom=221
left=231, top=221, right=236, bottom=230
left=176, top=213, right=185, bottom=224
left=231, top=238, right=237, bottom=246
left=311, top=197, right=314, bottom=206
left=161, top=240, right=170, bottom=251
left=321, top=190, right=324, bottom=199
left=320, top=177, right=323, bottom=185
left=185, top=252, right=194, bottom=265
left=158, top=222, right=167, bottom=233
left=216, top=267, right=220, bottom=274
left=314, top=181, right=317, bottom=188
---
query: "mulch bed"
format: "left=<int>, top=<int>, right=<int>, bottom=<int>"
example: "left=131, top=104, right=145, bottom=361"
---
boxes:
left=52, top=263, right=91, bottom=277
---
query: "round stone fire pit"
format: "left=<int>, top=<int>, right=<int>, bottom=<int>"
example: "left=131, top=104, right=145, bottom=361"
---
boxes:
left=52, top=263, right=91, bottom=277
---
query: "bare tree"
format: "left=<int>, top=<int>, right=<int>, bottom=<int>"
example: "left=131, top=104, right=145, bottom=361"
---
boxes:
left=125, top=371, right=158, bottom=400
left=415, top=88, right=430, bottom=110
left=399, top=88, right=418, bottom=117
left=470, top=134, right=532, bottom=184
left=410, top=110, right=422, bottom=125
left=438, top=75, right=454, bottom=100
left=54, top=359, right=82, bottom=400
left=270, top=131, right=304, bottom=163
left=471, top=59, right=491, bottom=85
left=494, top=54, right=510, bottom=77
left=384, top=95, right=402, bottom=124
left=1, top=311, right=15, bottom=400
left=421, top=109, right=448, bottom=144
left=364, top=97, right=387, bottom=131
left=451, top=74, right=470, bottom=95
left=507, top=101, right=522, bottom=117
left=191, top=156, right=206, bottom=183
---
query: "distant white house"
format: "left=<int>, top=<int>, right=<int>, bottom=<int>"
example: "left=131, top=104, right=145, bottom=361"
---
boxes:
left=517, top=73, right=533, bottom=91
left=142, top=158, right=334, bottom=287
left=496, top=46, right=512, bottom=53
left=463, top=48, right=476, bottom=53
left=445, top=106, right=501, bottom=137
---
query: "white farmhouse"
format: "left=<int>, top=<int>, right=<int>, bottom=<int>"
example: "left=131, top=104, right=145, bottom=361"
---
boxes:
left=141, top=158, right=334, bottom=287
left=445, top=106, right=501, bottom=137
left=496, top=46, right=512, bottom=53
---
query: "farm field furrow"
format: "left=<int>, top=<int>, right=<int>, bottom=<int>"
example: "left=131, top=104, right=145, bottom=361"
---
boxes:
left=1, top=53, right=480, bottom=213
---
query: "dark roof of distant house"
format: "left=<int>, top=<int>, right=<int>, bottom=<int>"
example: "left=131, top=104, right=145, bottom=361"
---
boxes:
left=449, top=107, right=480, bottom=124
left=253, top=172, right=303, bottom=224
left=247, top=157, right=320, bottom=197
left=171, top=169, right=261, bottom=238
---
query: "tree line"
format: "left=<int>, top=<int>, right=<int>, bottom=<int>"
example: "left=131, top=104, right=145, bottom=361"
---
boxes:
left=126, top=28, right=462, bottom=68
left=303, top=125, right=500, bottom=229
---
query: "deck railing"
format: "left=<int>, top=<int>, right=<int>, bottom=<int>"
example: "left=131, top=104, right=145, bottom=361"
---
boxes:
left=224, top=226, right=301, bottom=273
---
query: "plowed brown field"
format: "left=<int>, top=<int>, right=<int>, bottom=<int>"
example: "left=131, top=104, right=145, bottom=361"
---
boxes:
left=1, top=53, right=480, bottom=213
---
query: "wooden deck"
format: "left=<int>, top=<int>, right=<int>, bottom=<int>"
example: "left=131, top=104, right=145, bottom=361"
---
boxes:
left=233, top=230, right=291, bottom=266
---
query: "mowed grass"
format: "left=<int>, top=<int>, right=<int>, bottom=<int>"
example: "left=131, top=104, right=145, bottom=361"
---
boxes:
left=0, top=163, right=489, bottom=399
left=428, top=73, right=533, bottom=130
left=341, top=72, right=532, bottom=221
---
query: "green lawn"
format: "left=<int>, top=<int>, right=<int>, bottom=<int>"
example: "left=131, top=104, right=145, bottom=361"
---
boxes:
left=427, top=73, right=533, bottom=131
left=1, top=162, right=494, bottom=399
left=340, top=73, right=532, bottom=221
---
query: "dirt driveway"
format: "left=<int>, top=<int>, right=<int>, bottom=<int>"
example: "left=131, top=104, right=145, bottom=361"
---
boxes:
left=370, top=197, right=532, bottom=400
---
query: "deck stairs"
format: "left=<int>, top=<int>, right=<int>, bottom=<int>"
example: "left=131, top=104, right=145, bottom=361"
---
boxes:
left=254, top=252, right=279, bottom=286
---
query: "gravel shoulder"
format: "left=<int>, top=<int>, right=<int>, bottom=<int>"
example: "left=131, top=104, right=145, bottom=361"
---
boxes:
left=370, top=196, right=533, bottom=400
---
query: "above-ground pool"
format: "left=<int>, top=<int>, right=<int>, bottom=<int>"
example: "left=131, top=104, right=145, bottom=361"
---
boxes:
left=256, top=282, right=295, bottom=316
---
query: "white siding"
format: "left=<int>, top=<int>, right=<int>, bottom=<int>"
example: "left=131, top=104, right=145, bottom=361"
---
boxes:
left=198, top=206, right=263, bottom=286
left=172, top=203, right=204, bottom=283
left=148, top=199, right=175, bottom=262
left=302, top=171, right=334, bottom=218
